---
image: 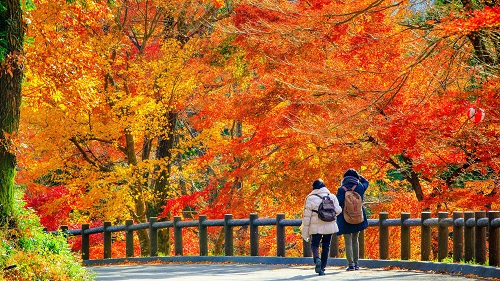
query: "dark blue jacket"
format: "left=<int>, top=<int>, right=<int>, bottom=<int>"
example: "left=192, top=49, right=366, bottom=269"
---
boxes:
left=336, top=175, right=369, bottom=235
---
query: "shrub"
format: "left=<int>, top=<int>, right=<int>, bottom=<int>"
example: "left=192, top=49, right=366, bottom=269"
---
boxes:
left=0, top=189, right=95, bottom=281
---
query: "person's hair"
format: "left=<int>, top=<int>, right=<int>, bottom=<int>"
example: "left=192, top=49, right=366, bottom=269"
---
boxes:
left=343, top=168, right=360, bottom=179
left=312, top=179, right=326, bottom=189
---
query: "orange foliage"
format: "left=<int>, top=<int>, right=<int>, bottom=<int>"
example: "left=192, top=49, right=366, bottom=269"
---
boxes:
left=438, top=7, right=500, bottom=35
left=16, top=0, right=500, bottom=259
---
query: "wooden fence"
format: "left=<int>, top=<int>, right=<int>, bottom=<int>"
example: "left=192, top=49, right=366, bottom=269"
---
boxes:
left=54, top=211, right=500, bottom=267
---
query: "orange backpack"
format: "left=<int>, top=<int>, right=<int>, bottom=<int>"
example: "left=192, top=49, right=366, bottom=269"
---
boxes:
left=342, top=186, right=364, bottom=224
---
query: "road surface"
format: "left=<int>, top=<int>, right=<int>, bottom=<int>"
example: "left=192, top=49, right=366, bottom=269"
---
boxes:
left=90, top=263, right=486, bottom=281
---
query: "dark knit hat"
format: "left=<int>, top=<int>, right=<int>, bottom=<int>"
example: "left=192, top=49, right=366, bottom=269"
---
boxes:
left=312, top=179, right=326, bottom=190
left=343, top=168, right=360, bottom=179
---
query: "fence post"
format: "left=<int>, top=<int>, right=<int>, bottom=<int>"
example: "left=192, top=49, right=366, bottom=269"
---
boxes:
left=276, top=213, right=285, bottom=257
left=401, top=212, right=411, bottom=260
left=379, top=212, right=389, bottom=260
left=438, top=212, right=449, bottom=262
left=104, top=221, right=111, bottom=259
left=125, top=219, right=134, bottom=258
left=224, top=214, right=234, bottom=256
left=199, top=215, right=208, bottom=256
left=149, top=217, right=158, bottom=257
left=330, top=234, right=338, bottom=258
left=59, top=225, right=70, bottom=258
left=475, top=211, right=486, bottom=264
left=174, top=216, right=183, bottom=256
left=488, top=211, right=499, bottom=267
left=463, top=211, right=475, bottom=263
left=60, top=225, right=69, bottom=243
left=250, top=213, right=259, bottom=256
left=421, top=212, right=431, bottom=261
left=81, top=224, right=89, bottom=261
left=453, top=211, right=463, bottom=263
left=303, top=239, right=312, bottom=257
left=359, top=230, right=365, bottom=259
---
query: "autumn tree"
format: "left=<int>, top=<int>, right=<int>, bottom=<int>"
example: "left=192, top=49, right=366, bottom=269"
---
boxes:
left=371, top=0, right=500, bottom=208
left=167, top=0, right=499, bottom=256
left=16, top=0, right=499, bottom=259
left=176, top=0, right=413, bottom=214
left=20, top=0, right=236, bottom=255
left=0, top=0, right=24, bottom=226
left=179, top=0, right=499, bottom=218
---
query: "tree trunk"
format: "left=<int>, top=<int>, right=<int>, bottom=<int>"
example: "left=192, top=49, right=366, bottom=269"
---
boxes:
left=124, top=129, right=150, bottom=256
left=213, top=228, right=225, bottom=256
left=133, top=194, right=150, bottom=256
left=388, top=155, right=424, bottom=201
left=157, top=222, right=171, bottom=255
left=150, top=111, right=177, bottom=254
left=0, top=0, right=24, bottom=226
left=153, top=112, right=178, bottom=199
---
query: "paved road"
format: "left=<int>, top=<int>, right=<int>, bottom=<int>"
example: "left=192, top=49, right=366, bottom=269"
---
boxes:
left=90, top=263, right=485, bottom=281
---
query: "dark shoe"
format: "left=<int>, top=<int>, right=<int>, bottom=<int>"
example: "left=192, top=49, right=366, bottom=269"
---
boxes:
left=319, top=270, right=325, bottom=276
left=315, top=259, right=322, bottom=273
left=354, top=264, right=360, bottom=270
left=346, top=265, right=355, bottom=271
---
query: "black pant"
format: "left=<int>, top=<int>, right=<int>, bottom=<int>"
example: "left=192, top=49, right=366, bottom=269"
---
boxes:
left=310, top=233, right=332, bottom=270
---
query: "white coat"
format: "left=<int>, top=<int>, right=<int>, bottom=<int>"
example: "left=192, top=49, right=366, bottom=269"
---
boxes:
left=301, top=187, right=342, bottom=240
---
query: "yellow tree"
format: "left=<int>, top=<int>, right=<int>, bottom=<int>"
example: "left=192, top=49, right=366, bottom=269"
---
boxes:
left=20, top=0, right=234, bottom=255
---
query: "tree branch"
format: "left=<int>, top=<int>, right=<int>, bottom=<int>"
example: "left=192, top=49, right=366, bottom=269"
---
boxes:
left=69, top=137, right=112, bottom=172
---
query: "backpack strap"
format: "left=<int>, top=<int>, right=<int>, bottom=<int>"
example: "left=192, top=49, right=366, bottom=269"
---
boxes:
left=341, top=186, right=357, bottom=208
left=310, top=194, right=329, bottom=213
left=308, top=193, right=329, bottom=199
left=342, top=185, right=356, bottom=191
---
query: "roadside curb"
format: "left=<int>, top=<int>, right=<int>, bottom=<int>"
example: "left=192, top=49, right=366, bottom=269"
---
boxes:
left=83, top=256, right=500, bottom=279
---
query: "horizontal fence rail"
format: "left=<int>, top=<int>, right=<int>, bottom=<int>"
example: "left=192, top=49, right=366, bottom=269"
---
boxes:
left=52, top=211, right=500, bottom=267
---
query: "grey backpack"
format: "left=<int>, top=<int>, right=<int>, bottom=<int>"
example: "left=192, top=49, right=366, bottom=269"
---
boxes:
left=312, top=194, right=337, bottom=222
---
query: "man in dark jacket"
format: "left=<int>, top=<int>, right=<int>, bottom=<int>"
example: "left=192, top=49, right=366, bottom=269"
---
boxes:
left=336, top=168, right=369, bottom=271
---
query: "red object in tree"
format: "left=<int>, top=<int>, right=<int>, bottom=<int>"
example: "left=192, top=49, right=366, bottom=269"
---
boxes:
left=468, top=107, right=485, bottom=123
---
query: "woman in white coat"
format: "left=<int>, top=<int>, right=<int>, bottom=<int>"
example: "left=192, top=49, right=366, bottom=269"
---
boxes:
left=301, top=179, right=342, bottom=276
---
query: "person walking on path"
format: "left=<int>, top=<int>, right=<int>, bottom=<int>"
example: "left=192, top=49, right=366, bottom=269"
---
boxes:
left=301, top=179, right=342, bottom=276
left=336, top=168, right=369, bottom=271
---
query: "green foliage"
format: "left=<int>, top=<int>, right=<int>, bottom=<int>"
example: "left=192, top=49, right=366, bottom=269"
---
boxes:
left=374, top=169, right=406, bottom=192
left=438, top=165, right=494, bottom=188
left=23, top=0, right=36, bottom=11
left=0, top=31, right=8, bottom=64
left=434, top=256, right=489, bottom=266
left=456, top=169, right=495, bottom=188
left=24, top=37, right=34, bottom=46
left=0, top=189, right=95, bottom=281
left=217, top=39, right=237, bottom=59
left=387, top=169, right=405, bottom=181
left=0, top=2, right=8, bottom=62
